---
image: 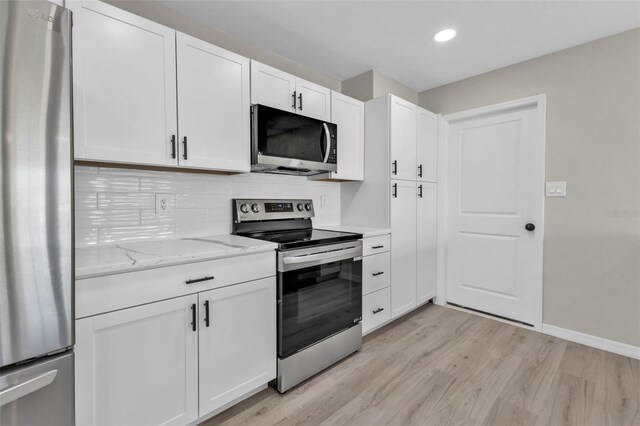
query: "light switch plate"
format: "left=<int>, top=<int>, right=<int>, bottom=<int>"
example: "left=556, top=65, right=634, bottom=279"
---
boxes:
left=546, top=181, right=567, bottom=197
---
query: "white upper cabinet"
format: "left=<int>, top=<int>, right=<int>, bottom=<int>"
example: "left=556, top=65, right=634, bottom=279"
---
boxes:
left=295, top=78, right=331, bottom=121
left=324, top=92, right=364, bottom=181
left=176, top=32, right=250, bottom=172
left=417, top=182, right=437, bottom=305
left=75, top=295, right=199, bottom=426
left=390, top=96, right=418, bottom=181
left=417, top=107, right=438, bottom=182
left=250, top=61, right=297, bottom=113
left=198, top=278, right=276, bottom=416
left=250, top=61, right=331, bottom=121
left=69, top=0, right=178, bottom=166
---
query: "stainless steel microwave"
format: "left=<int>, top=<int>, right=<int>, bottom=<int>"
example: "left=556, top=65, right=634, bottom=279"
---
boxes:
left=251, top=104, right=337, bottom=176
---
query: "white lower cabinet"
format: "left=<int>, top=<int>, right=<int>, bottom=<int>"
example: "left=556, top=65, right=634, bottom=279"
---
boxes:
left=363, top=287, right=391, bottom=334
left=198, top=278, right=276, bottom=416
left=75, top=295, right=199, bottom=426
left=76, top=265, right=277, bottom=425
left=417, top=183, right=438, bottom=305
left=390, top=180, right=418, bottom=318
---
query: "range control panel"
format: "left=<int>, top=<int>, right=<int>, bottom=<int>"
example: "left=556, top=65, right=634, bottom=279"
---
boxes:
left=233, top=199, right=315, bottom=223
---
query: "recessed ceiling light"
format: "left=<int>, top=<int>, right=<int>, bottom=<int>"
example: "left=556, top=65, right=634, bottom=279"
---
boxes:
left=434, top=28, right=456, bottom=42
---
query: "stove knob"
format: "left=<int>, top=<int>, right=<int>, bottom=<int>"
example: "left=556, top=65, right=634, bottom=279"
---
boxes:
left=304, top=203, right=312, bottom=211
left=297, top=203, right=304, bottom=212
left=251, top=203, right=260, bottom=213
left=240, top=203, right=249, bottom=214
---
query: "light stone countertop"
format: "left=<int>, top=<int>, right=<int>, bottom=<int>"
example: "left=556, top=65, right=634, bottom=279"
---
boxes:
left=318, top=224, right=391, bottom=238
left=75, top=235, right=277, bottom=279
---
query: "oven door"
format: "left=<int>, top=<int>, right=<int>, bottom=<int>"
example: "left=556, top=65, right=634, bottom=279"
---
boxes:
left=277, top=241, right=362, bottom=358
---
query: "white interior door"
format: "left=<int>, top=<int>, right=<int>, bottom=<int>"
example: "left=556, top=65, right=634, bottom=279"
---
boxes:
left=446, top=100, right=544, bottom=328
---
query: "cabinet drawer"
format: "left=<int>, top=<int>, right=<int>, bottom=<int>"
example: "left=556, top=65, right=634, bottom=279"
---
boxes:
left=76, top=251, right=275, bottom=318
left=362, top=234, right=390, bottom=256
left=363, top=252, right=390, bottom=295
left=362, top=287, right=391, bottom=335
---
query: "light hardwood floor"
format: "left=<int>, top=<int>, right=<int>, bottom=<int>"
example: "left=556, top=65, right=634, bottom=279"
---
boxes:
left=204, top=304, right=640, bottom=426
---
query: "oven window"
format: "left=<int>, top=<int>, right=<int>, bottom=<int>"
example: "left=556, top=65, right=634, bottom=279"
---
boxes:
left=256, top=105, right=325, bottom=163
left=279, top=258, right=362, bottom=358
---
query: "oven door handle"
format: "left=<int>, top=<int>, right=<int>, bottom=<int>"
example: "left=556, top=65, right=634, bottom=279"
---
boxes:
left=280, top=246, right=362, bottom=271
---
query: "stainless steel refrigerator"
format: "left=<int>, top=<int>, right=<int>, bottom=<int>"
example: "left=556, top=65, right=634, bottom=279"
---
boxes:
left=0, top=1, right=74, bottom=424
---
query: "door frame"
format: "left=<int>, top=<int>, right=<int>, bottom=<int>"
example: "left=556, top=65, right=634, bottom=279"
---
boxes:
left=435, top=94, right=547, bottom=331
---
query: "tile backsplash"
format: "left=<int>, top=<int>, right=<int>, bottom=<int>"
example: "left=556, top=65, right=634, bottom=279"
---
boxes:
left=75, top=166, right=341, bottom=247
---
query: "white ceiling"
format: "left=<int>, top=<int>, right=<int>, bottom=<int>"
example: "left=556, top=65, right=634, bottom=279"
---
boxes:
left=157, top=0, right=640, bottom=92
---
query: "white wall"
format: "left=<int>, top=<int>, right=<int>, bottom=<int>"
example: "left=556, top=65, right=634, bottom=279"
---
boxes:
left=420, top=28, right=640, bottom=347
left=75, top=166, right=341, bottom=247
left=341, top=70, right=419, bottom=103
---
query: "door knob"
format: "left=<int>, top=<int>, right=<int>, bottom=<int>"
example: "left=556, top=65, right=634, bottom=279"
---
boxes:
left=525, top=223, right=536, bottom=231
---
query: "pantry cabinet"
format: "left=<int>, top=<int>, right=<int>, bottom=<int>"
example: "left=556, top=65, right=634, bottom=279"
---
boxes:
left=390, top=180, right=418, bottom=318
left=342, top=94, right=439, bottom=322
left=176, top=32, right=250, bottom=172
left=390, top=97, right=418, bottom=181
left=250, top=61, right=331, bottom=121
left=70, top=1, right=250, bottom=172
left=75, top=295, right=199, bottom=426
left=417, top=108, right=438, bottom=182
left=198, top=278, right=276, bottom=416
left=417, top=182, right=437, bottom=304
left=69, top=0, right=178, bottom=166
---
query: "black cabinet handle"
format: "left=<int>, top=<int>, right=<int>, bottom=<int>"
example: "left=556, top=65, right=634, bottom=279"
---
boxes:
left=182, top=136, right=188, bottom=160
left=185, top=276, right=214, bottom=285
left=298, top=92, right=303, bottom=110
left=392, top=183, right=397, bottom=198
left=372, top=245, right=384, bottom=249
left=392, top=160, right=397, bottom=175
left=204, top=300, right=210, bottom=327
left=418, top=184, right=423, bottom=198
left=292, top=91, right=297, bottom=109
left=372, top=271, right=384, bottom=276
left=171, top=135, right=176, bottom=159
left=190, top=304, right=197, bottom=332
left=418, top=164, right=423, bottom=178
left=372, top=307, right=384, bottom=314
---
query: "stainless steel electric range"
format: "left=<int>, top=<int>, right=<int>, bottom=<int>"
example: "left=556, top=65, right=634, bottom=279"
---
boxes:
left=232, top=199, right=363, bottom=393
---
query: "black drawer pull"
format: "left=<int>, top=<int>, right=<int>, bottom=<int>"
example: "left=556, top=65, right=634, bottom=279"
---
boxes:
left=190, top=304, right=197, bottom=331
left=372, top=271, right=384, bottom=277
left=185, top=276, right=214, bottom=285
left=204, top=300, right=210, bottom=327
left=371, top=245, right=384, bottom=249
left=372, top=307, right=385, bottom=314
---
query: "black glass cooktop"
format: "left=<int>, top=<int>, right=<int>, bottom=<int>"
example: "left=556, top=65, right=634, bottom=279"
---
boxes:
left=239, top=229, right=362, bottom=250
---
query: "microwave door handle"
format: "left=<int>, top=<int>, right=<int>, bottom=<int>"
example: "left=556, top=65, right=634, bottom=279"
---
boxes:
left=322, top=123, right=331, bottom=163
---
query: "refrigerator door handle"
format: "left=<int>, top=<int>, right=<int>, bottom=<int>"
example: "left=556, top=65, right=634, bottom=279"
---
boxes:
left=0, top=370, right=57, bottom=406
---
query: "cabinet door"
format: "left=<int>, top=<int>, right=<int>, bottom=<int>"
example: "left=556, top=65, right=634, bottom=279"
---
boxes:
left=390, top=96, right=418, bottom=181
left=417, top=107, right=438, bottom=182
left=296, top=78, right=331, bottom=121
left=417, top=182, right=437, bottom=305
left=250, top=61, right=296, bottom=113
left=75, top=295, right=198, bottom=426
left=390, top=180, right=417, bottom=318
left=176, top=33, right=250, bottom=172
left=69, top=0, right=178, bottom=166
left=198, top=277, right=276, bottom=416
left=330, top=92, right=364, bottom=180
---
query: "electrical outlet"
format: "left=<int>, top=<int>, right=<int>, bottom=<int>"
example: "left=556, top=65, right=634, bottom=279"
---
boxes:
left=321, top=196, right=327, bottom=209
left=155, top=194, right=171, bottom=216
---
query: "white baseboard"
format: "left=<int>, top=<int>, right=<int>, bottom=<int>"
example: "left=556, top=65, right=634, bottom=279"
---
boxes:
left=542, top=324, right=640, bottom=360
